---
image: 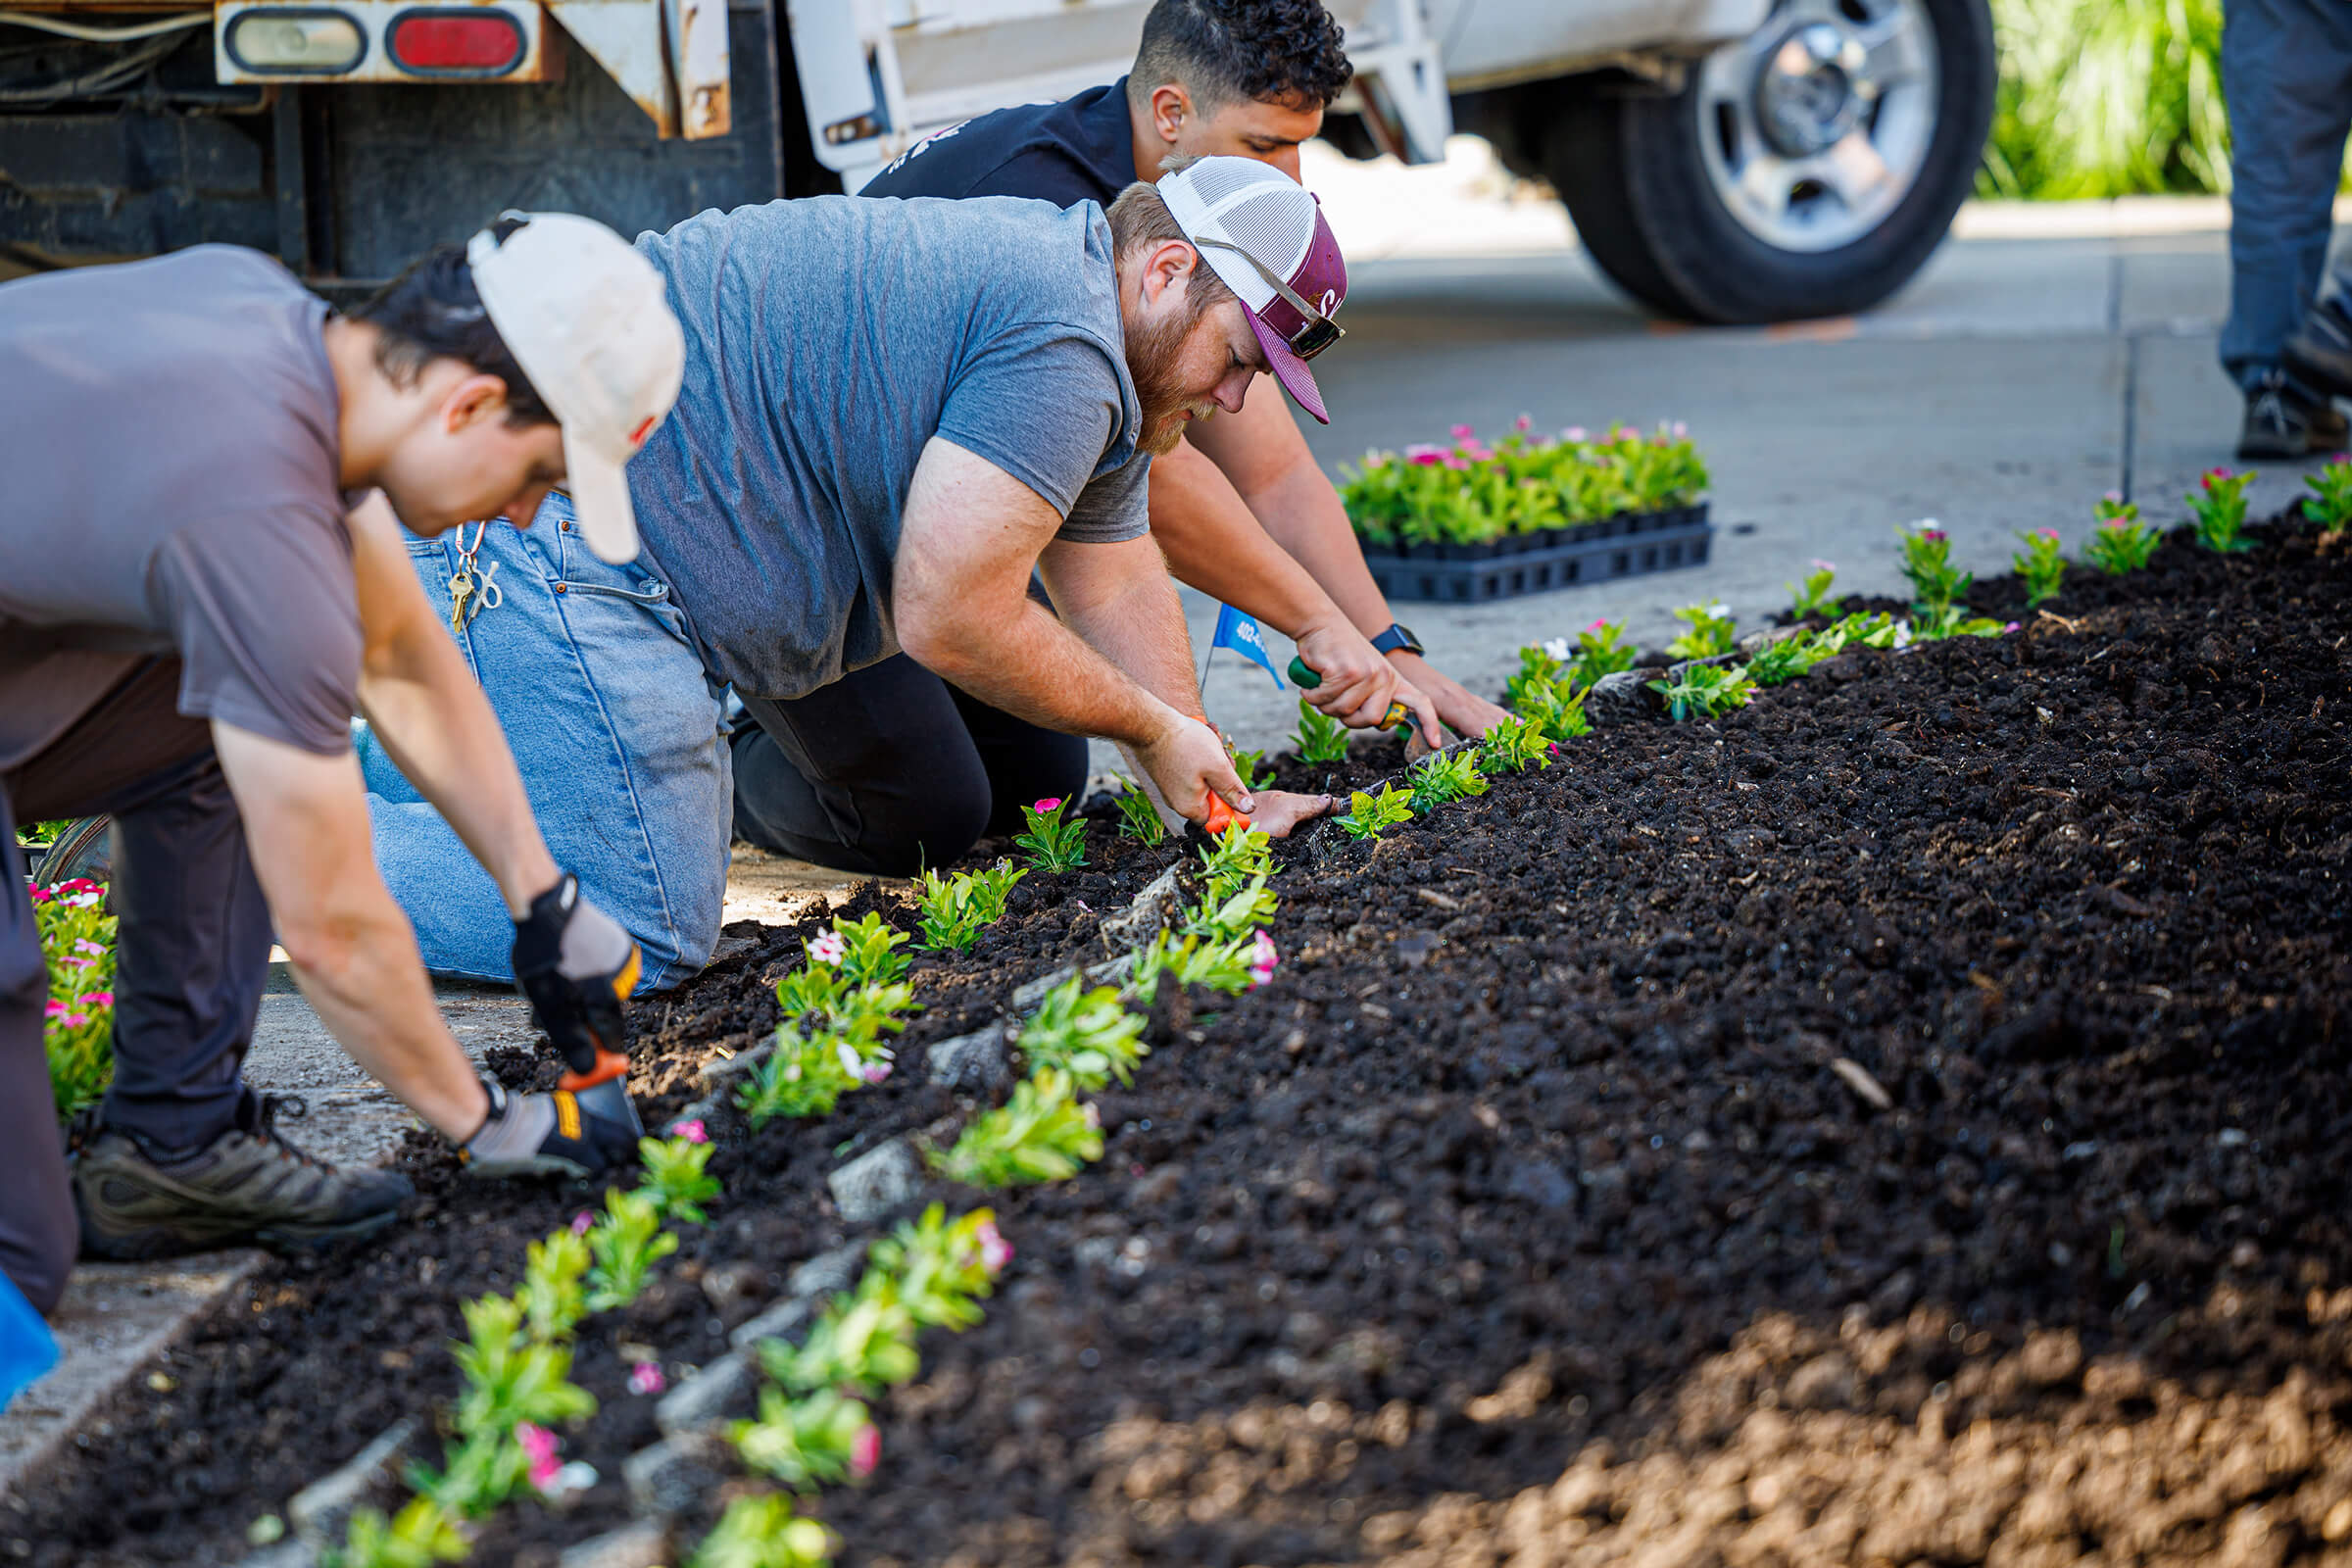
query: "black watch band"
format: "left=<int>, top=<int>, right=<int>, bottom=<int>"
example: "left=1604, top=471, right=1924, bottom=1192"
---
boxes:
left=1369, top=622, right=1425, bottom=659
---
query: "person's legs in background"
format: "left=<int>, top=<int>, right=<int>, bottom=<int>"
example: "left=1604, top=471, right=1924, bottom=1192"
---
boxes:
left=2219, top=0, right=2352, bottom=456
left=366, top=495, right=733, bottom=990
left=0, top=788, right=75, bottom=1314
left=731, top=654, right=1088, bottom=877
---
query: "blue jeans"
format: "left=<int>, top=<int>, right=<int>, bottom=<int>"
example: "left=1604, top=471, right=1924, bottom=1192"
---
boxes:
left=363, top=495, right=732, bottom=991
left=2220, top=0, right=2352, bottom=389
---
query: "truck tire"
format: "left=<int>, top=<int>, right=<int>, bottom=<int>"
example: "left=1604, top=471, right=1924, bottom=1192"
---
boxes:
left=1546, top=0, right=1994, bottom=325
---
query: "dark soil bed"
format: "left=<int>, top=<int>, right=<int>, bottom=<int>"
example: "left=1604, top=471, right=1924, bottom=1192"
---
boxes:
left=15, top=525, right=2352, bottom=1568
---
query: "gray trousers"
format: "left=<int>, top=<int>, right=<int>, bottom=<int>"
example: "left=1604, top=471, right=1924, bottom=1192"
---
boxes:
left=2221, top=0, right=2352, bottom=389
left=1, top=660, right=272, bottom=1313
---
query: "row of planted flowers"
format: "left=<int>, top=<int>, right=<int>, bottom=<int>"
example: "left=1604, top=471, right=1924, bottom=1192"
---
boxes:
left=1505, top=466, right=2351, bottom=730
left=319, top=788, right=1299, bottom=1563
left=1338, top=418, right=1708, bottom=555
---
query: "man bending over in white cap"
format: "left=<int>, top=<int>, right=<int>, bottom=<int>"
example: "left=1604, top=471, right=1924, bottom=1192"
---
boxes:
left=365, top=158, right=1346, bottom=986
left=0, top=215, right=682, bottom=1317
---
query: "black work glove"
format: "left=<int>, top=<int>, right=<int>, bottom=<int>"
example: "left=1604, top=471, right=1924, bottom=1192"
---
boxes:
left=461, top=1074, right=640, bottom=1179
left=512, top=872, right=641, bottom=1104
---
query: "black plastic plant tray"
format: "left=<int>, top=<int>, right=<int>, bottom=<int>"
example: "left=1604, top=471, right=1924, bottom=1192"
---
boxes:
left=1360, top=503, right=1714, bottom=605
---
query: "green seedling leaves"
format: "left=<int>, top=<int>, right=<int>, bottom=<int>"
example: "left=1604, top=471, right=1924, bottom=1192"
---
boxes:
left=638, top=1134, right=722, bottom=1227
left=584, top=1189, right=678, bottom=1314
left=1335, top=783, right=1414, bottom=842
left=1016, top=978, right=1149, bottom=1091
left=1291, top=700, right=1349, bottom=763
left=1647, top=662, right=1757, bottom=722
left=926, top=1070, right=1102, bottom=1187
left=1111, top=779, right=1168, bottom=846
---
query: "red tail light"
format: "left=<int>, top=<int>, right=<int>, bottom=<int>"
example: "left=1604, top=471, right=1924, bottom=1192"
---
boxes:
left=389, top=9, right=522, bottom=73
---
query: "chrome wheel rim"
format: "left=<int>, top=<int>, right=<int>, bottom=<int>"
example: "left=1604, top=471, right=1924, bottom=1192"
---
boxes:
left=1695, top=0, right=1941, bottom=254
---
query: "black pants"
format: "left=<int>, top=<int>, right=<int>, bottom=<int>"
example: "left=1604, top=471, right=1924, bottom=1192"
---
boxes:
left=1, top=660, right=272, bottom=1312
left=731, top=653, right=1089, bottom=878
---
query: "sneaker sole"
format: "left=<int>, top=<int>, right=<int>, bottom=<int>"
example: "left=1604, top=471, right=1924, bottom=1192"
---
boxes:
left=80, top=1204, right=404, bottom=1261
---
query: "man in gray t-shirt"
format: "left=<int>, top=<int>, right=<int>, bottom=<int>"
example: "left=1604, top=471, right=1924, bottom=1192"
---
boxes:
left=0, top=217, right=683, bottom=1317
left=367, top=158, right=1344, bottom=989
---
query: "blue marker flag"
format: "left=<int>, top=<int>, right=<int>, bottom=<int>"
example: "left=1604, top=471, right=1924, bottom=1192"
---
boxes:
left=0, top=1271, right=57, bottom=1415
left=1208, top=604, right=1286, bottom=690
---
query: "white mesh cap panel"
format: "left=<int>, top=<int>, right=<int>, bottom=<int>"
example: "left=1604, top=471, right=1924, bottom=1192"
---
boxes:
left=1213, top=189, right=1310, bottom=277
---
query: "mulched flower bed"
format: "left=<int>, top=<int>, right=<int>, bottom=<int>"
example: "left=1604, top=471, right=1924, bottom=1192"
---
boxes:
left=14, top=524, right=2351, bottom=1568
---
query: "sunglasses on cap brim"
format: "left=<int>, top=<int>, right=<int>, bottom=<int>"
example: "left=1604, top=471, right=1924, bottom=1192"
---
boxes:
left=1194, top=235, right=1345, bottom=363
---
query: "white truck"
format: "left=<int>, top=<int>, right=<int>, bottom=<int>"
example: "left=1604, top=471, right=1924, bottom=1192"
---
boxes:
left=0, top=0, right=1990, bottom=320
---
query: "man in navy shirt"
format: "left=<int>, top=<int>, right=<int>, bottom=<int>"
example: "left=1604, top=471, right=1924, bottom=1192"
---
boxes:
left=728, top=0, right=1509, bottom=874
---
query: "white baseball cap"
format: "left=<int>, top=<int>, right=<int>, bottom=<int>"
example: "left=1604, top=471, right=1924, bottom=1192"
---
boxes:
left=467, top=213, right=684, bottom=564
left=1157, top=157, right=1349, bottom=424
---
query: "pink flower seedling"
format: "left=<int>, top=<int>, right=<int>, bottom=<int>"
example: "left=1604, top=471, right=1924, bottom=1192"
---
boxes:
left=73, top=938, right=104, bottom=956
left=1672, top=420, right=1690, bottom=438
left=60, top=955, right=92, bottom=970
left=1812, top=559, right=1837, bottom=573
left=516, top=1423, right=563, bottom=1491
left=860, top=1059, right=893, bottom=1086
left=628, top=1361, right=666, bottom=1396
left=1513, top=413, right=1533, bottom=432
left=571, top=1210, right=595, bottom=1236
left=1247, top=931, right=1280, bottom=987
left=974, top=1218, right=1013, bottom=1276
left=850, top=1422, right=881, bottom=1481
left=807, top=930, right=846, bottom=965
left=77, top=992, right=112, bottom=1008
left=1032, top=797, right=1061, bottom=813
left=1563, top=425, right=1588, bottom=442
left=1449, top=422, right=1475, bottom=440
left=667, top=1118, right=709, bottom=1144
left=43, top=1001, right=67, bottom=1019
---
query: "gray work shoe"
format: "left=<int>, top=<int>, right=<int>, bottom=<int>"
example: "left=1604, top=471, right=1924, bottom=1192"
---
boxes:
left=31, top=814, right=112, bottom=887
left=2238, top=369, right=2349, bottom=461
left=2284, top=300, right=2352, bottom=410
left=72, top=1091, right=413, bottom=1260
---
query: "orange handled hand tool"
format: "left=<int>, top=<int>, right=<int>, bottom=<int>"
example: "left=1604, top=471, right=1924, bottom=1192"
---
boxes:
left=1193, top=715, right=1251, bottom=835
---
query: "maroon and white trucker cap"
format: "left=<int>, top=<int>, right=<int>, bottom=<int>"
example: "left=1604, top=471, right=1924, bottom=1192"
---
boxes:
left=1157, top=157, right=1348, bottom=424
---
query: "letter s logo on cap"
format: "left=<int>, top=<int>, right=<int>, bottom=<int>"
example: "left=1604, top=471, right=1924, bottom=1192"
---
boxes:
left=1318, top=288, right=1339, bottom=317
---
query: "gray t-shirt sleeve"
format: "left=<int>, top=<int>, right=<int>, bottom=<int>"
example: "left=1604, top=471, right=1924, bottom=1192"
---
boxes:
left=1061, top=450, right=1151, bottom=543
left=933, top=324, right=1144, bottom=541
left=147, top=509, right=362, bottom=756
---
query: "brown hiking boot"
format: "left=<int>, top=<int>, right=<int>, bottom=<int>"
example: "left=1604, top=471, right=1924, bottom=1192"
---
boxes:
left=72, top=1091, right=413, bottom=1260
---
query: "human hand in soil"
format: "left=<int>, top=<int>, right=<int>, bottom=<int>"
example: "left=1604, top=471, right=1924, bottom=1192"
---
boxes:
left=1135, top=713, right=1253, bottom=829
left=1387, top=650, right=1509, bottom=744
left=1244, top=790, right=1338, bottom=837
left=1293, top=617, right=1445, bottom=744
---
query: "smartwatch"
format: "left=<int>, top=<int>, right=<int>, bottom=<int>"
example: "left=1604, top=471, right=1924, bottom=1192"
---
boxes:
left=1369, top=622, right=1425, bottom=659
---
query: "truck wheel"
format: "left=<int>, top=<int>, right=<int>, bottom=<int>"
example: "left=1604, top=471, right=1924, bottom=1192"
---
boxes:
left=1546, top=0, right=1994, bottom=324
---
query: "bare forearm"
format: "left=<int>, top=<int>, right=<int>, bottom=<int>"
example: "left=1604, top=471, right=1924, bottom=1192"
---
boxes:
left=358, top=632, right=557, bottom=920
left=1243, top=465, right=1397, bottom=634
left=1150, top=440, right=1336, bottom=638
left=212, top=722, right=489, bottom=1142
